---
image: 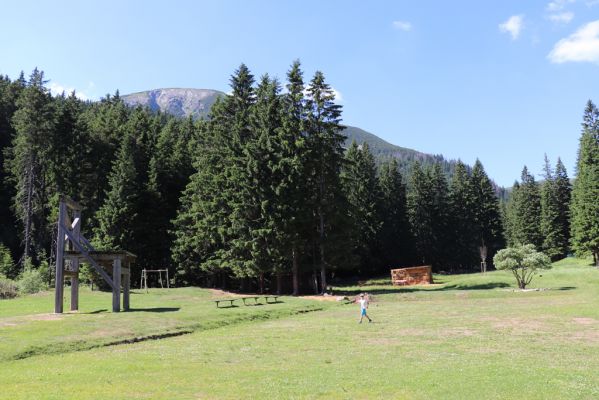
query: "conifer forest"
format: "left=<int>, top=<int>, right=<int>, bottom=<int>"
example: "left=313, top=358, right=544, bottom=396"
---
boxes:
left=1, top=64, right=598, bottom=294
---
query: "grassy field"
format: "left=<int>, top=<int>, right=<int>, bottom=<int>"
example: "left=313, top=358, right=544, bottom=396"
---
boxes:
left=1, top=258, right=598, bottom=399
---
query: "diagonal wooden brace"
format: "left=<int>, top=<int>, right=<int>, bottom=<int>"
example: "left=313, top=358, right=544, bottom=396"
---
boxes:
left=61, top=224, right=115, bottom=290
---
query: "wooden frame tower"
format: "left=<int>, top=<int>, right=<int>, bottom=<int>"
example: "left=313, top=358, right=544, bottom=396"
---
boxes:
left=55, top=196, right=136, bottom=313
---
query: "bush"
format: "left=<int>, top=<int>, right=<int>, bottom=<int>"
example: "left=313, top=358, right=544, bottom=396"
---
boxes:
left=0, top=243, right=16, bottom=279
left=493, top=244, right=551, bottom=289
left=17, top=267, right=49, bottom=295
left=0, top=277, right=18, bottom=299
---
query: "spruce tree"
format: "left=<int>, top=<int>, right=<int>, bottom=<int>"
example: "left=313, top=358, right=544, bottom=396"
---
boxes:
left=570, top=100, right=599, bottom=266
left=278, top=60, right=311, bottom=294
left=93, top=130, right=140, bottom=252
left=342, top=141, right=382, bottom=274
left=504, top=181, right=520, bottom=247
left=511, top=166, right=543, bottom=248
left=6, top=68, right=56, bottom=266
left=554, top=158, right=571, bottom=258
left=304, top=71, right=345, bottom=293
left=0, top=74, right=24, bottom=257
left=448, top=160, right=476, bottom=271
left=172, top=65, right=257, bottom=284
left=540, top=155, right=568, bottom=260
left=378, top=158, right=412, bottom=268
left=407, top=162, right=435, bottom=266
left=429, top=163, right=451, bottom=269
left=469, top=160, right=504, bottom=269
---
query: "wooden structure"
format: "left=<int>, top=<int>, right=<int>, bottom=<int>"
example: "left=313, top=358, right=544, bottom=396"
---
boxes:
left=140, top=268, right=170, bottom=292
left=55, top=196, right=136, bottom=313
left=390, top=266, right=433, bottom=286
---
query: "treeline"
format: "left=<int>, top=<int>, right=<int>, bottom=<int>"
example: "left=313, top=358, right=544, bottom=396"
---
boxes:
left=0, top=63, right=504, bottom=294
left=1, top=64, right=595, bottom=294
left=503, top=100, right=599, bottom=266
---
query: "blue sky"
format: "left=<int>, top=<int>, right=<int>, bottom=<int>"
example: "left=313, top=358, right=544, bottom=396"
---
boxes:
left=1, top=0, right=598, bottom=186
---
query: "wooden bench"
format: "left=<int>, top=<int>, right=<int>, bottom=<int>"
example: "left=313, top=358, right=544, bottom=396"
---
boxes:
left=264, top=295, right=279, bottom=303
left=214, top=298, right=238, bottom=308
left=241, top=296, right=260, bottom=306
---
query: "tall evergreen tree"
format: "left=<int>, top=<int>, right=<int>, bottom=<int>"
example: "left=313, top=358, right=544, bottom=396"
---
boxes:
left=93, top=130, right=140, bottom=252
left=554, top=158, right=571, bottom=258
left=407, top=162, right=437, bottom=267
left=304, top=71, right=345, bottom=293
left=378, top=158, right=412, bottom=268
left=6, top=68, right=56, bottom=266
left=342, top=141, right=382, bottom=273
left=469, top=159, right=504, bottom=269
left=570, top=100, right=599, bottom=266
left=278, top=60, right=311, bottom=295
left=510, top=166, right=543, bottom=248
left=448, top=160, right=476, bottom=270
left=0, top=74, right=24, bottom=258
left=172, top=65, right=257, bottom=284
left=540, top=155, right=569, bottom=260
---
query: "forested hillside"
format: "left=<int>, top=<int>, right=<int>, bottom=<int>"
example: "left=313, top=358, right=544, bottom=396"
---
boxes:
left=1, top=63, right=596, bottom=294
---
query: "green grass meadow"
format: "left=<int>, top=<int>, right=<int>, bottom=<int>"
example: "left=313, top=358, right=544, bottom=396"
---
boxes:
left=1, top=258, right=598, bottom=399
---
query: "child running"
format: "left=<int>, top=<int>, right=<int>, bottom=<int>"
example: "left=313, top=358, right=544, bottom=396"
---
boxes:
left=357, top=293, right=373, bottom=323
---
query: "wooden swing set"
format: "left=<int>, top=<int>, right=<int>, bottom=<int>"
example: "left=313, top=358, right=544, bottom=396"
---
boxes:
left=54, top=196, right=136, bottom=313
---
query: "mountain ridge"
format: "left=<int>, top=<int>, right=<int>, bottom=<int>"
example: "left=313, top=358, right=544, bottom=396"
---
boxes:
left=122, top=88, right=464, bottom=178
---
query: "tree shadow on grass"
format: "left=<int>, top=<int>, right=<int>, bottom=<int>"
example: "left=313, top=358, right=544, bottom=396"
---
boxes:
left=83, top=307, right=181, bottom=314
left=128, top=307, right=180, bottom=313
left=86, top=309, right=108, bottom=314
left=333, top=281, right=512, bottom=296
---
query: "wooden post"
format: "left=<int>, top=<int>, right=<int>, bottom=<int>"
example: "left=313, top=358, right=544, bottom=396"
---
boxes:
left=54, top=201, right=66, bottom=314
left=70, top=259, right=79, bottom=311
left=166, top=269, right=170, bottom=289
left=123, top=262, right=130, bottom=311
left=70, top=209, right=81, bottom=311
left=112, top=258, right=121, bottom=312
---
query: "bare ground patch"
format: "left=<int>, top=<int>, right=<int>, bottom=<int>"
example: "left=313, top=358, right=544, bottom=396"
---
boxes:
left=572, top=317, right=598, bottom=325
left=0, top=313, right=66, bottom=328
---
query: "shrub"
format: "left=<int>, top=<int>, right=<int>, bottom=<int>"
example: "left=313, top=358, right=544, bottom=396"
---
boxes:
left=0, top=277, right=18, bottom=299
left=493, top=244, right=551, bottom=289
left=0, top=243, right=16, bottom=279
left=17, top=267, right=49, bottom=295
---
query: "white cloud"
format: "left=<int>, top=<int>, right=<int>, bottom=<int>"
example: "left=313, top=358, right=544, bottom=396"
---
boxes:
left=499, top=15, right=524, bottom=40
left=49, top=82, right=90, bottom=101
left=331, top=87, right=343, bottom=103
left=392, top=20, right=412, bottom=31
left=548, top=11, right=574, bottom=23
left=547, top=0, right=575, bottom=11
left=548, top=20, right=599, bottom=64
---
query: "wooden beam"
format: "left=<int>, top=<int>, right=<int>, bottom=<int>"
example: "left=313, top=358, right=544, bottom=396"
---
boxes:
left=60, top=195, right=82, bottom=211
left=62, top=225, right=114, bottom=290
left=70, top=259, right=79, bottom=311
left=54, top=202, right=67, bottom=314
left=112, top=258, right=121, bottom=312
left=123, top=262, right=130, bottom=311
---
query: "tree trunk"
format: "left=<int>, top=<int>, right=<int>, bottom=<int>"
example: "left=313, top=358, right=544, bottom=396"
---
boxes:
left=276, top=271, right=282, bottom=295
left=594, top=251, right=598, bottom=268
left=292, top=244, right=299, bottom=296
left=318, top=206, right=327, bottom=294
left=259, top=273, right=264, bottom=294
left=319, top=240, right=327, bottom=294
left=22, top=159, right=34, bottom=266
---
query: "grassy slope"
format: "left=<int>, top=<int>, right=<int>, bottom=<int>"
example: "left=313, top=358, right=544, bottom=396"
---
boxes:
left=0, top=288, right=326, bottom=361
left=1, top=258, right=598, bottom=399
